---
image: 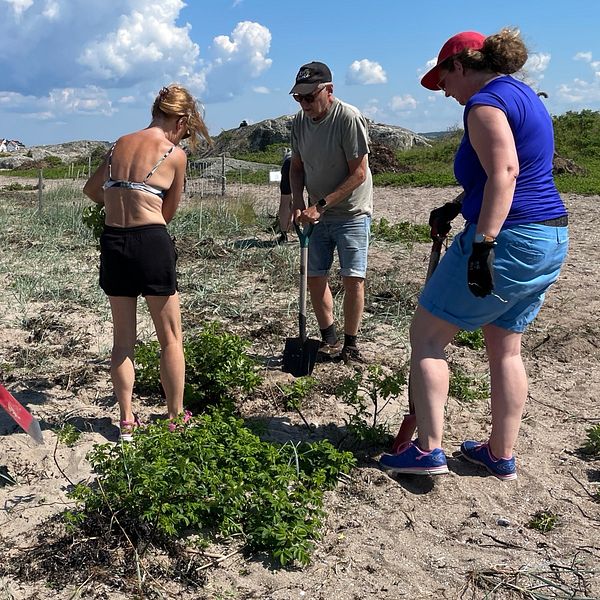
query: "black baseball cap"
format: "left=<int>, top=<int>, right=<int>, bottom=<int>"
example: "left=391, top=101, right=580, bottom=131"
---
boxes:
left=289, top=61, right=332, bottom=94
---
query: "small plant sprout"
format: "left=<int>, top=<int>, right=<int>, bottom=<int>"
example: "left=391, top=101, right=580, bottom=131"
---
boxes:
left=582, top=424, right=600, bottom=457
left=448, top=365, right=489, bottom=403
left=527, top=509, right=560, bottom=533
left=335, top=365, right=406, bottom=446
left=56, top=423, right=82, bottom=447
left=454, top=328, right=485, bottom=350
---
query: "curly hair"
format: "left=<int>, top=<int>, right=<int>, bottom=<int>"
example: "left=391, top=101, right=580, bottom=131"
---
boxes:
left=443, top=28, right=528, bottom=76
left=151, top=84, right=212, bottom=151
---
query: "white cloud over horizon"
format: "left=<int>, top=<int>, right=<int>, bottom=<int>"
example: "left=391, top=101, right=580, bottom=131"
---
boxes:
left=389, top=94, right=417, bottom=112
left=346, top=59, right=387, bottom=85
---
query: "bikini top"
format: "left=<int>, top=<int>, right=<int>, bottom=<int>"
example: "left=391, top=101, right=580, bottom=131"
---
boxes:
left=103, top=143, right=175, bottom=199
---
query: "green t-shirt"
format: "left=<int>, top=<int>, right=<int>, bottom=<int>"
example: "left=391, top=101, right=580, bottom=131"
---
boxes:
left=291, top=98, right=373, bottom=218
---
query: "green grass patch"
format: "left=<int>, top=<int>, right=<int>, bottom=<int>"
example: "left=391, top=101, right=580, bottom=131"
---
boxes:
left=370, top=217, right=430, bottom=243
left=232, top=142, right=289, bottom=165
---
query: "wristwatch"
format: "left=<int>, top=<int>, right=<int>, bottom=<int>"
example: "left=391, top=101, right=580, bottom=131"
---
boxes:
left=474, top=233, right=496, bottom=244
left=316, top=198, right=327, bottom=210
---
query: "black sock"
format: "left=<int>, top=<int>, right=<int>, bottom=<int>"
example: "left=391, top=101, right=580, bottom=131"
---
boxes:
left=320, top=323, right=337, bottom=345
left=344, top=334, right=358, bottom=348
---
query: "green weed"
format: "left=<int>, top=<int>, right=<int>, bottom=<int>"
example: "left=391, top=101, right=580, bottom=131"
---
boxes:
left=279, top=376, right=316, bottom=411
left=67, top=411, right=356, bottom=566
left=56, top=423, right=82, bottom=447
left=582, top=424, right=600, bottom=457
left=454, top=329, right=485, bottom=350
left=335, top=365, right=406, bottom=446
left=449, top=366, right=489, bottom=403
left=527, top=509, right=560, bottom=533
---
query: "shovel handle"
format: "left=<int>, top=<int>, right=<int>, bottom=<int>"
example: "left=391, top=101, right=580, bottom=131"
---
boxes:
left=294, top=222, right=314, bottom=248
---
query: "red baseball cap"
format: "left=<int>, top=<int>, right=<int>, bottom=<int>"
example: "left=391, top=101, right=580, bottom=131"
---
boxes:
left=421, top=31, right=486, bottom=90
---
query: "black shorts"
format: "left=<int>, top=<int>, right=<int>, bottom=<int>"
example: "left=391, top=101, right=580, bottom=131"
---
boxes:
left=99, top=224, right=178, bottom=297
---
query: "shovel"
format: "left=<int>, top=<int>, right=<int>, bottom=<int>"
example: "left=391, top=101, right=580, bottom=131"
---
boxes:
left=282, top=222, right=321, bottom=377
left=0, top=384, right=45, bottom=445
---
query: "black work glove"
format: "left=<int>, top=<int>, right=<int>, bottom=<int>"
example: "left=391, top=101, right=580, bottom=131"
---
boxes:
left=429, top=202, right=462, bottom=238
left=468, top=242, right=495, bottom=297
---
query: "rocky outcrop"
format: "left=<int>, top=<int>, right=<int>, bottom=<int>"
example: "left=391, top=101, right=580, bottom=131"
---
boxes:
left=205, top=115, right=429, bottom=157
left=0, top=140, right=111, bottom=170
left=27, top=140, right=111, bottom=162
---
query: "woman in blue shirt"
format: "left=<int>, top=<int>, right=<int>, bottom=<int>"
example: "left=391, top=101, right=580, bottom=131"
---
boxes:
left=380, top=29, right=568, bottom=480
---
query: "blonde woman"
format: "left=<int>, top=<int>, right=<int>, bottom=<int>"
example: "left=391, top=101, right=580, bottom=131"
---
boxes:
left=84, top=84, right=211, bottom=440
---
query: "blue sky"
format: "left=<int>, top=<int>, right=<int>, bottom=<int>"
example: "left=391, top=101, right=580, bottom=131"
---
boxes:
left=1, top=0, right=599, bottom=146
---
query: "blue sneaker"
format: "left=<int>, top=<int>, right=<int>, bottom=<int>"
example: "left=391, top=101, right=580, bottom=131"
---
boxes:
left=460, top=440, right=517, bottom=481
left=379, top=441, right=449, bottom=475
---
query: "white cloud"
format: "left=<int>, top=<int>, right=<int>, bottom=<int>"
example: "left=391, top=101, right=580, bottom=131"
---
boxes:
left=346, top=59, right=387, bottom=85
left=253, top=86, right=270, bottom=94
left=361, top=99, right=384, bottom=121
left=0, top=86, right=114, bottom=120
left=0, top=3, right=273, bottom=112
left=574, top=52, right=593, bottom=62
left=557, top=52, right=600, bottom=104
left=204, top=21, right=272, bottom=101
left=3, top=0, right=33, bottom=17
left=524, top=52, right=551, bottom=80
left=78, top=0, right=199, bottom=88
left=390, top=94, right=417, bottom=112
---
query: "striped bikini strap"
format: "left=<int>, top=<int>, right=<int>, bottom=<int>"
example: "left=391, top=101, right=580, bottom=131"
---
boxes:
left=143, top=145, right=175, bottom=183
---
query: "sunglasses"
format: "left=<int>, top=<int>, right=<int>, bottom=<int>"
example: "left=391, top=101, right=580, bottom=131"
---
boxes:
left=292, top=86, right=326, bottom=103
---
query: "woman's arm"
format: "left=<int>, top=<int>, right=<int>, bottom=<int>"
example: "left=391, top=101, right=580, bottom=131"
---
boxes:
left=161, top=148, right=187, bottom=224
left=82, top=155, right=109, bottom=205
left=468, top=105, right=519, bottom=237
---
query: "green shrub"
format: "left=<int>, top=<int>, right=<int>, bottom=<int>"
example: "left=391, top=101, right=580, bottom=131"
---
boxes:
left=82, top=204, right=105, bottom=240
left=67, top=412, right=356, bottom=565
left=135, top=323, right=262, bottom=412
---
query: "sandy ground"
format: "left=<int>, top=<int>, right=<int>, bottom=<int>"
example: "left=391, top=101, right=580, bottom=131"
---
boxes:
left=0, top=180, right=598, bottom=599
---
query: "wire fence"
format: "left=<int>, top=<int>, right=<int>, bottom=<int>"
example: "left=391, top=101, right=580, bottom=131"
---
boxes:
left=11, top=155, right=281, bottom=212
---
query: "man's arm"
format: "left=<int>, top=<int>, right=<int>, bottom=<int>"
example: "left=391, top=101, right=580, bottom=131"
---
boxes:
left=290, top=154, right=306, bottom=214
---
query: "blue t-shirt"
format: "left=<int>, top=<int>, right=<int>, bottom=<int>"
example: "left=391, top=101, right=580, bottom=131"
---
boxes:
left=455, top=75, right=566, bottom=225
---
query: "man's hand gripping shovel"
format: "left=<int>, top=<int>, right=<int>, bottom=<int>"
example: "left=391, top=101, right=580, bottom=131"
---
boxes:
left=0, top=384, right=45, bottom=445
left=390, top=192, right=464, bottom=453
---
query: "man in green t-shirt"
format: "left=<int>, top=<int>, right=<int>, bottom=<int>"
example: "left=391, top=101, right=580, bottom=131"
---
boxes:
left=289, top=61, right=373, bottom=363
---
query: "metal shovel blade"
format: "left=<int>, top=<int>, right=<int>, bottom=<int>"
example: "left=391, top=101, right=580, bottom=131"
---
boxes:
left=0, top=384, right=45, bottom=445
left=282, top=336, right=321, bottom=377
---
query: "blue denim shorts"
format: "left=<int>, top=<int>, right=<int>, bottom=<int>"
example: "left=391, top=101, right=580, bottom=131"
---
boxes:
left=308, top=215, right=371, bottom=278
left=419, top=222, right=569, bottom=333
